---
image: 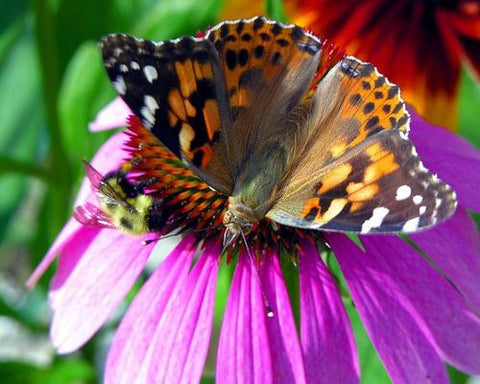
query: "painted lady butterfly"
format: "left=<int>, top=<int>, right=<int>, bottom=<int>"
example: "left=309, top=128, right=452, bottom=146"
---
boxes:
left=100, top=16, right=457, bottom=246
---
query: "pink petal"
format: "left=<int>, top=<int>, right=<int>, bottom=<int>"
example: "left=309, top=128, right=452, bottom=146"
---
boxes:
left=216, top=254, right=273, bottom=383
left=328, top=233, right=449, bottom=383
left=27, top=132, right=134, bottom=288
left=89, top=97, right=131, bottom=132
left=299, top=240, right=359, bottom=384
left=139, top=239, right=219, bottom=383
left=218, top=252, right=302, bottom=383
left=105, top=235, right=198, bottom=384
left=411, top=207, right=480, bottom=313
left=260, top=251, right=306, bottom=383
left=26, top=218, right=95, bottom=288
left=409, top=108, right=480, bottom=211
left=358, top=235, right=480, bottom=374
left=50, top=230, right=154, bottom=353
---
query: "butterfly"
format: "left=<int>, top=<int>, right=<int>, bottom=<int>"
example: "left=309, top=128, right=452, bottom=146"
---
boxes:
left=101, top=16, right=457, bottom=246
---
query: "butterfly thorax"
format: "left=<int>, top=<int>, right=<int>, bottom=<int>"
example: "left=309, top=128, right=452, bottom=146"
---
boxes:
left=223, top=141, right=292, bottom=246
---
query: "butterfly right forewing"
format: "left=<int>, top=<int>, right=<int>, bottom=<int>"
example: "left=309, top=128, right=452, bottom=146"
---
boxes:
left=205, top=17, right=323, bottom=178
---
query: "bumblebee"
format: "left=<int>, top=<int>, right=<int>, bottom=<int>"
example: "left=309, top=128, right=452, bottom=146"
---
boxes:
left=77, top=161, right=168, bottom=235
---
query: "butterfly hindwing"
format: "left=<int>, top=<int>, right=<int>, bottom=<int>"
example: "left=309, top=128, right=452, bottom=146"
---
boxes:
left=268, top=131, right=457, bottom=232
left=267, top=57, right=457, bottom=233
left=101, top=34, right=234, bottom=193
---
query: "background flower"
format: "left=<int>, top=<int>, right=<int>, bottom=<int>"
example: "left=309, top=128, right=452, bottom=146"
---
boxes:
left=286, top=0, right=480, bottom=132
left=30, top=92, right=480, bottom=383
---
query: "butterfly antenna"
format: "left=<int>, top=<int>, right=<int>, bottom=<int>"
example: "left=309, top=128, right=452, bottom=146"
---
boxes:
left=240, top=229, right=275, bottom=318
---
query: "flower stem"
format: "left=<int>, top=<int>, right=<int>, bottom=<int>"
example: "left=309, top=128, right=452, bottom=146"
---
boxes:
left=0, top=155, right=48, bottom=180
left=32, top=0, right=72, bottom=224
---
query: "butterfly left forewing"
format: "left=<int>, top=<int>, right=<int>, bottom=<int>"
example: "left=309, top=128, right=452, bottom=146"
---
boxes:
left=101, top=34, right=234, bottom=193
left=267, top=57, right=457, bottom=233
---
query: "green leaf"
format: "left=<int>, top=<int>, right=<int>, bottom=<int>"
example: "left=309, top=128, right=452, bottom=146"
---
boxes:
left=130, top=0, right=223, bottom=39
left=0, top=21, right=46, bottom=241
left=58, top=41, right=113, bottom=164
left=0, top=358, right=95, bottom=384
left=1, top=0, right=29, bottom=33
left=459, top=67, right=480, bottom=148
left=265, top=0, right=288, bottom=22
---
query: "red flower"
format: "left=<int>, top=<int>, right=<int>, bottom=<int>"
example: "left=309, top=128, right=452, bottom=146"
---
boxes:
left=287, top=0, right=480, bottom=130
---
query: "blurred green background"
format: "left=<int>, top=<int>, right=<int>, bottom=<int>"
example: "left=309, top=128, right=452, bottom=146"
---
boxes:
left=1, top=0, right=479, bottom=383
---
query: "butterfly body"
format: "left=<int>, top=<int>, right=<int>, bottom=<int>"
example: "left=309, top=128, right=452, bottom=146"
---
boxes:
left=100, top=16, right=457, bottom=244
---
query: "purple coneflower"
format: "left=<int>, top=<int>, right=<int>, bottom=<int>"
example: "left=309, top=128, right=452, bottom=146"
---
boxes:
left=29, top=16, right=480, bottom=383
left=28, top=98, right=480, bottom=383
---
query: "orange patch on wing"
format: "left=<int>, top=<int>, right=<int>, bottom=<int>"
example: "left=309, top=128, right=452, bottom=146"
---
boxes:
left=318, top=198, right=348, bottom=222
left=179, top=122, right=195, bottom=152
left=184, top=99, right=197, bottom=117
left=364, top=153, right=399, bottom=183
left=346, top=181, right=364, bottom=194
left=350, top=201, right=364, bottom=212
left=365, top=142, right=391, bottom=163
left=230, top=87, right=252, bottom=108
left=203, top=99, right=220, bottom=140
left=193, top=143, right=214, bottom=168
left=168, top=88, right=187, bottom=121
left=317, top=163, right=353, bottom=194
left=193, top=61, right=214, bottom=80
left=175, top=60, right=197, bottom=97
left=301, top=197, right=320, bottom=218
left=348, top=183, right=379, bottom=201
left=168, top=110, right=179, bottom=127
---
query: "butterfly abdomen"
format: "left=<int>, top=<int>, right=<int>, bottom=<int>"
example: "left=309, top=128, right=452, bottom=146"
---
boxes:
left=229, top=139, right=292, bottom=222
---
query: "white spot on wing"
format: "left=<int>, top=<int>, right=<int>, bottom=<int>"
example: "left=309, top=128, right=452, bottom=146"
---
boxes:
left=395, top=185, right=412, bottom=201
left=119, top=64, right=128, bottom=73
left=140, top=108, right=154, bottom=129
left=144, top=95, right=159, bottom=112
left=435, top=198, right=442, bottom=208
left=419, top=205, right=427, bottom=215
left=140, top=95, right=159, bottom=129
left=113, top=75, right=126, bottom=95
left=413, top=195, right=423, bottom=205
left=361, top=207, right=390, bottom=233
left=130, top=61, right=140, bottom=70
left=418, top=161, right=428, bottom=173
left=144, top=65, right=158, bottom=83
left=402, top=217, right=420, bottom=232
